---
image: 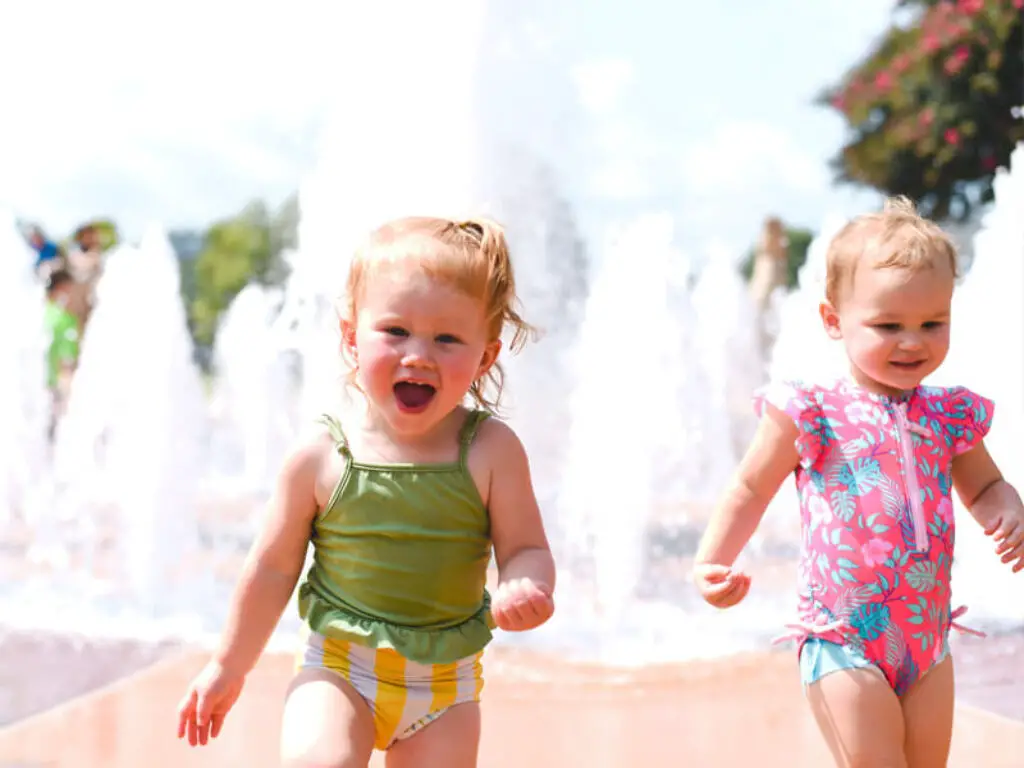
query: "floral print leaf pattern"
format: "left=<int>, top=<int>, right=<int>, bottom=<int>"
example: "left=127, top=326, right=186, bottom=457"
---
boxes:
left=906, top=561, right=938, bottom=592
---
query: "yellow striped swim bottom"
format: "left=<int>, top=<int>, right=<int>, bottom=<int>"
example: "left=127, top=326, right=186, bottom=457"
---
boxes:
left=296, top=629, right=485, bottom=750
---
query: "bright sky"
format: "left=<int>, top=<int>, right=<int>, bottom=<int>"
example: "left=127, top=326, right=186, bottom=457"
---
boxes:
left=1, top=0, right=895, bottom=256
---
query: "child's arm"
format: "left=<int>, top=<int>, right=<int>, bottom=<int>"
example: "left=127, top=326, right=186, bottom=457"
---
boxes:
left=178, top=435, right=324, bottom=746
left=953, top=442, right=1024, bottom=572
left=478, top=419, right=555, bottom=631
left=693, top=406, right=800, bottom=607
left=211, top=436, right=323, bottom=674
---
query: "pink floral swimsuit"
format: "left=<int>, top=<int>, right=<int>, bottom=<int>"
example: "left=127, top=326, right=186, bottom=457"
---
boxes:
left=757, top=379, right=993, bottom=695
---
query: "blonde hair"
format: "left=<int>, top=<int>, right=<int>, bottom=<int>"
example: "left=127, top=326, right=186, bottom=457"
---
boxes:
left=342, top=215, right=535, bottom=412
left=825, top=196, right=959, bottom=305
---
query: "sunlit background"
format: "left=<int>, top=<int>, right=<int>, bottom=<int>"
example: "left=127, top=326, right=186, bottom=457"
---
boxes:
left=1, top=0, right=1022, bottom=740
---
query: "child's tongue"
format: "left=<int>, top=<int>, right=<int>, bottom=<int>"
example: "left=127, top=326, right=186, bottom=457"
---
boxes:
left=394, top=382, right=435, bottom=410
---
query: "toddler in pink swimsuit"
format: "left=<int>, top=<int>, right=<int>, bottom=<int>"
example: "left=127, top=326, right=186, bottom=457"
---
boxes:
left=694, top=198, right=1024, bottom=767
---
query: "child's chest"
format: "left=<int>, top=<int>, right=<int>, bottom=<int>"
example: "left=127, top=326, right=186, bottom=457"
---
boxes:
left=820, top=397, right=957, bottom=488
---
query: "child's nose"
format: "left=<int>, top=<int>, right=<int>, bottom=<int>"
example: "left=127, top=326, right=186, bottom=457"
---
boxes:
left=898, top=332, right=924, bottom=350
left=400, top=338, right=434, bottom=367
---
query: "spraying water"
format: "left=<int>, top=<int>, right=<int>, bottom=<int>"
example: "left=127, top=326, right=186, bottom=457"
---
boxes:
left=0, top=212, right=50, bottom=527
left=934, top=144, right=1024, bottom=623
left=692, top=240, right=766, bottom=463
left=43, top=225, right=207, bottom=622
left=209, top=282, right=291, bottom=496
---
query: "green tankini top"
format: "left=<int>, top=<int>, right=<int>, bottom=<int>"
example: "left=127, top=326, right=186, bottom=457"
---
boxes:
left=296, top=410, right=494, bottom=665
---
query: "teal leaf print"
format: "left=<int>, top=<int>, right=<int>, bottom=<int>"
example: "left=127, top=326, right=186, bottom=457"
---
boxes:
left=832, top=584, right=875, bottom=619
left=906, top=561, right=938, bottom=592
left=835, top=458, right=884, bottom=497
left=879, top=477, right=904, bottom=519
left=830, top=489, right=856, bottom=522
left=937, top=470, right=951, bottom=497
left=884, top=621, right=906, bottom=668
left=910, top=631, right=933, bottom=652
left=850, top=603, right=891, bottom=641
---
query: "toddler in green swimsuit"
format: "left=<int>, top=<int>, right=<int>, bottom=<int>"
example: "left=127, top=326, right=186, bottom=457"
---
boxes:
left=177, top=216, right=557, bottom=766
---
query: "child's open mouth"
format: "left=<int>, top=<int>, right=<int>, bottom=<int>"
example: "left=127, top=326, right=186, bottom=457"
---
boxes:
left=393, top=381, right=436, bottom=413
left=890, top=360, right=925, bottom=370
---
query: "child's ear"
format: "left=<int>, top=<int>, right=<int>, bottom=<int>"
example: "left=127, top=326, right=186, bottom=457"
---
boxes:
left=476, top=340, right=502, bottom=379
left=340, top=318, right=358, bottom=360
left=819, top=301, right=843, bottom=340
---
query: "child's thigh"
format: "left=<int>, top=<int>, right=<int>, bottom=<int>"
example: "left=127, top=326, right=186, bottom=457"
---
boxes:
left=385, top=701, right=481, bottom=768
left=280, top=667, right=376, bottom=768
left=806, top=667, right=907, bottom=768
left=901, top=654, right=954, bottom=768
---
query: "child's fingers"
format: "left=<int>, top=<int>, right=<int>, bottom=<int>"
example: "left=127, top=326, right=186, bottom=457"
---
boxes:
left=999, top=538, right=1024, bottom=566
left=731, top=578, right=751, bottom=604
left=702, top=579, right=738, bottom=599
left=983, top=516, right=1004, bottom=537
left=210, top=713, right=226, bottom=740
left=195, top=693, right=217, bottom=746
left=176, top=690, right=196, bottom=741
left=694, top=563, right=733, bottom=583
left=995, top=522, right=1021, bottom=554
left=708, top=576, right=748, bottom=606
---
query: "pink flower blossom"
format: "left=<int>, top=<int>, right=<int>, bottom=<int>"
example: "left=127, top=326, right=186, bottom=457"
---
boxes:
left=945, top=128, right=960, bottom=145
left=937, top=498, right=955, bottom=526
left=891, top=54, right=912, bottom=74
left=808, top=494, right=834, bottom=530
left=862, top=539, right=895, bottom=568
left=845, top=402, right=875, bottom=424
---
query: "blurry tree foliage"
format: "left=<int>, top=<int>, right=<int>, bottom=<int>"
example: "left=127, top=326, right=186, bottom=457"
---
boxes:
left=820, top=0, right=1023, bottom=220
left=187, top=195, right=297, bottom=348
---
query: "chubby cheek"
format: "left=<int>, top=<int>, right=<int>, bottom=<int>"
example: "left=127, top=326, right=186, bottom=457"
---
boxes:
left=847, top=331, right=892, bottom=367
left=353, top=337, right=399, bottom=391
left=445, top=349, right=488, bottom=385
left=926, top=331, right=951, bottom=365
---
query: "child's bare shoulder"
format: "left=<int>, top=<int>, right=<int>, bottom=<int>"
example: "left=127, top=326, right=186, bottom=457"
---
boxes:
left=471, top=414, right=524, bottom=458
left=276, top=427, right=341, bottom=509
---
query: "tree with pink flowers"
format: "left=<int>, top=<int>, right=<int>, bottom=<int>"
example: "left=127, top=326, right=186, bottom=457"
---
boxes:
left=822, top=0, right=1023, bottom=220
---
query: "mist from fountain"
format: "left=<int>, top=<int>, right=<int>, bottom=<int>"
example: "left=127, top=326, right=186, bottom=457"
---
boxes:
left=554, top=216, right=671, bottom=635
left=0, top=213, right=50, bottom=528
left=932, top=144, right=1024, bottom=624
left=692, top=240, right=766, bottom=466
left=40, top=225, right=208, bottom=625
left=767, top=215, right=850, bottom=385
left=209, top=282, right=291, bottom=496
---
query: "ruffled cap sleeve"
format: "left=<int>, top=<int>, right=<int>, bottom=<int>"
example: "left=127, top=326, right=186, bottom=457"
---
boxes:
left=931, top=386, right=994, bottom=456
left=753, top=380, right=826, bottom=469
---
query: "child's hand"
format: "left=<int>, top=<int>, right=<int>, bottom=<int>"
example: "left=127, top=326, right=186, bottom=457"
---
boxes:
left=693, top=563, right=751, bottom=608
left=492, top=577, right=555, bottom=631
left=176, top=660, right=246, bottom=746
left=984, top=513, right=1024, bottom=573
